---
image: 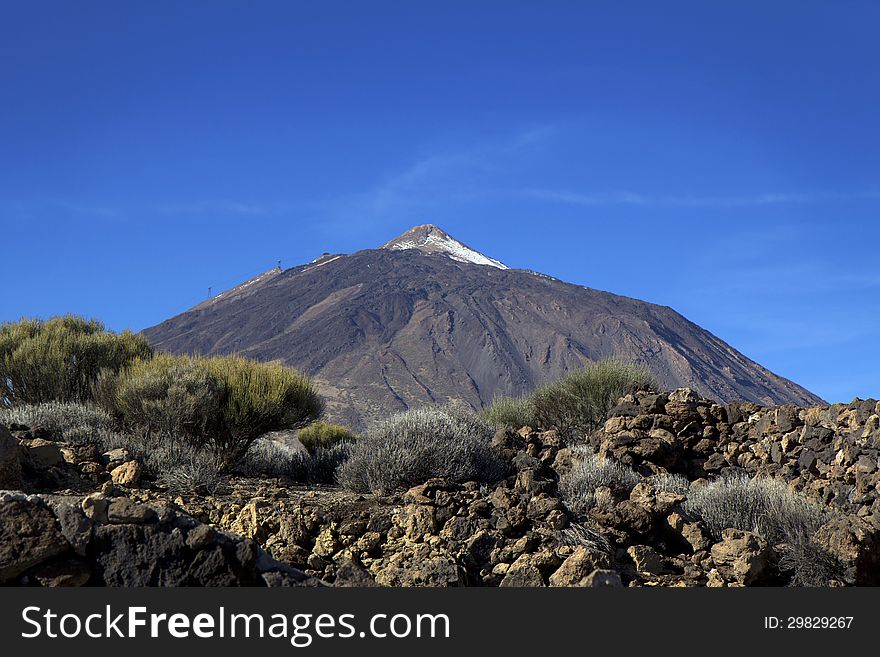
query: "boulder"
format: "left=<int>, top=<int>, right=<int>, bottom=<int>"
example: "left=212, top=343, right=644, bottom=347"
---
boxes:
left=30, top=557, right=92, bottom=587
left=110, top=460, right=143, bottom=486
left=0, top=425, right=22, bottom=490
left=334, top=560, right=378, bottom=587
left=81, top=493, right=110, bottom=523
left=107, top=498, right=158, bottom=524
left=312, top=526, right=340, bottom=557
left=375, top=555, right=465, bottom=587
left=23, top=438, right=64, bottom=468
left=627, top=545, right=672, bottom=576
left=669, top=388, right=701, bottom=404
left=581, top=569, right=624, bottom=587
left=402, top=504, right=436, bottom=541
left=710, top=529, right=772, bottom=585
left=814, top=517, right=880, bottom=586
left=500, top=557, right=546, bottom=587
left=549, top=546, right=611, bottom=586
left=0, top=499, right=69, bottom=581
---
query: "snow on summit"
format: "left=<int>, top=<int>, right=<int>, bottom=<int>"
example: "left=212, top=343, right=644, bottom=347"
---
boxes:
left=381, top=224, right=509, bottom=269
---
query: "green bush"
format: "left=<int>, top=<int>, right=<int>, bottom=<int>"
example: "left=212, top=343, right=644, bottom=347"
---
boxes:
left=0, top=316, right=152, bottom=406
left=95, top=353, right=222, bottom=446
left=297, top=421, right=355, bottom=454
left=98, top=353, right=324, bottom=468
left=531, top=360, right=657, bottom=438
left=337, top=406, right=507, bottom=494
left=481, top=394, right=538, bottom=430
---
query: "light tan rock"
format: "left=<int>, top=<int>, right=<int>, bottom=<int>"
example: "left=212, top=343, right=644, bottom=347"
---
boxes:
left=110, top=460, right=142, bottom=486
left=549, top=546, right=609, bottom=586
left=710, top=529, right=771, bottom=585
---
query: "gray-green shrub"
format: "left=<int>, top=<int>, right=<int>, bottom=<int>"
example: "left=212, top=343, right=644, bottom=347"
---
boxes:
left=337, top=406, right=507, bottom=494
left=0, top=316, right=152, bottom=406
left=481, top=394, right=538, bottom=430
left=238, top=437, right=351, bottom=484
left=532, top=359, right=657, bottom=438
left=646, top=471, right=691, bottom=496
left=683, top=473, right=825, bottom=544
left=559, top=447, right=640, bottom=515
left=684, top=473, right=840, bottom=586
left=0, top=401, right=114, bottom=437
left=101, top=428, right=226, bottom=494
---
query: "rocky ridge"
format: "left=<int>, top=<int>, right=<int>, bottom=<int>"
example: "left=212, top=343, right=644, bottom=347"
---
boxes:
left=0, top=424, right=320, bottom=586
left=2, top=391, right=879, bottom=587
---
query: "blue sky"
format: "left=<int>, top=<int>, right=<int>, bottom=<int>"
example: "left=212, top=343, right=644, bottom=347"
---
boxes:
left=1, top=1, right=878, bottom=403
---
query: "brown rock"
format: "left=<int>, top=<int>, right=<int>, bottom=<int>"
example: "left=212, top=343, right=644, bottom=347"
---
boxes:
left=81, top=493, right=110, bottom=523
left=402, top=505, right=436, bottom=541
left=312, top=527, right=340, bottom=558
left=500, top=556, right=545, bottom=587
left=30, top=558, right=92, bottom=587
left=629, top=482, right=685, bottom=516
left=375, top=555, right=464, bottom=587
left=24, top=438, right=64, bottom=468
left=0, top=426, right=22, bottom=490
left=681, top=522, right=710, bottom=553
left=230, top=501, right=272, bottom=542
left=107, top=498, right=158, bottom=524
left=582, top=569, right=624, bottom=587
left=814, top=517, right=880, bottom=586
left=185, top=524, right=218, bottom=550
left=0, top=500, right=69, bottom=581
left=549, top=546, right=611, bottom=586
left=110, top=460, right=143, bottom=486
left=710, top=529, right=771, bottom=585
left=627, top=545, right=672, bottom=576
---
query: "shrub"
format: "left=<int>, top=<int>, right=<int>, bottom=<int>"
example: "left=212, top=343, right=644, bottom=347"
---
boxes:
left=238, top=437, right=351, bottom=484
left=0, top=401, right=114, bottom=437
left=337, top=406, right=507, bottom=494
left=102, top=428, right=226, bottom=495
left=97, top=353, right=324, bottom=468
left=0, top=401, right=121, bottom=448
left=683, top=473, right=825, bottom=545
left=156, top=444, right=227, bottom=495
left=481, top=394, right=538, bottom=430
left=95, top=354, right=222, bottom=446
left=531, top=359, right=657, bottom=438
left=297, top=421, right=355, bottom=454
left=0, top=316, right=152, bottom=406
left=559, top=447, right=640, bottom=515
left=202, top=355, right=324, bottom=460
left=646, top=471, right=691, bottom=496
left=684, top=473, right=840, bottom=586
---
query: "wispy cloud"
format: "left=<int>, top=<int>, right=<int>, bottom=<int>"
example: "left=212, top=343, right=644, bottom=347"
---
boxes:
left=0, top=199, right=124, bottom=223
left=519, top=188, right=880, bottom=208
left=308, top=125, right=560, bottom=233
left=155, top=200, right=302, bottom=217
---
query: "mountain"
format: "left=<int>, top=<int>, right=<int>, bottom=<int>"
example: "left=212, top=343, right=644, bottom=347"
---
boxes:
left=142, top=224, right=824, bottom=429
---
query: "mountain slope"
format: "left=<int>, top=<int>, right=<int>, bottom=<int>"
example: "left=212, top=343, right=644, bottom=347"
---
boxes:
left=142, top=225, right=824, bottom=428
